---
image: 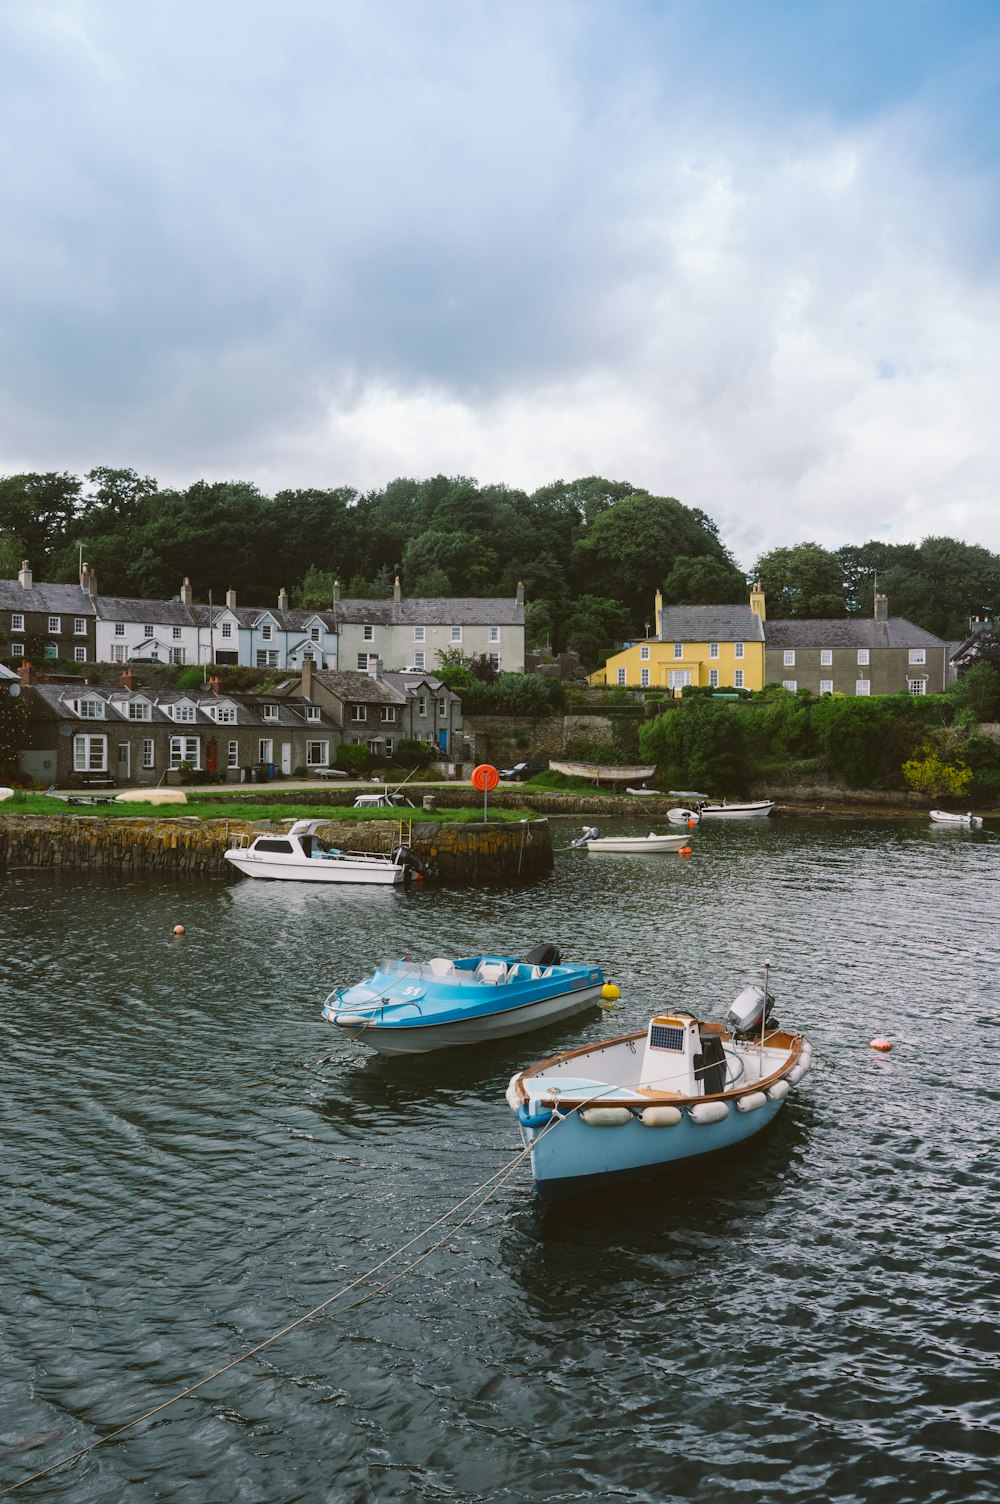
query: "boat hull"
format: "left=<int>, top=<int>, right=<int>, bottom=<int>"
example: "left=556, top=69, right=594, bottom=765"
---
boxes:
left=223, top=852, right=404, bottom=884
left=331, top=982, right=604, bottom=1053
left=700, top=801, right=774, bottom=819
left=584, top=834, right=688, bottom=853
left=929, top=810, right=982, bottom=828
left=524, top=1096, right=787, bottom=1201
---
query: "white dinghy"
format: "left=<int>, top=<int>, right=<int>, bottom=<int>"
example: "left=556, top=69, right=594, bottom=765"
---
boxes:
left=929, top=809, right=983, bottom=829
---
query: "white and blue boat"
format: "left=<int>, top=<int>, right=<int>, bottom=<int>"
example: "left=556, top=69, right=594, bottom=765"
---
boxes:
left=322, top=945, right=605, bottom=1055
left=506, top=971, right=812, bottom=1201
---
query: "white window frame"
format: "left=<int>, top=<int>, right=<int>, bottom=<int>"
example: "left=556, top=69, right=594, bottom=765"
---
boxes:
left=438, top=698, right=448, bottom=718
left=908, top=678, right=927, bottom=695
left=668, top=669, right=691, bottom=689
left=73, top=733, right=107, bottom=771
left=450, top=626, right=462, bottom=643
left=857, top=648, right=870, bottom=665
left=413, top=626, right=425, bottom=642
left=262, top=704, right=279, bottom=721
left=111, top=645, right=127, bottom=664
left=142, top=738, right=155, bottom=769
left=227, top=739, right=240, bottom=769
left=363, top=624, right=374, bottom=642
left=261, top=623, right=273, bottom=642
left=48, top=615, right=61, bottom=633
left=709, top=642, right=719, bottom=659
left=640, top=645, right=650, bottom=661
left=172, top=626, right=182, bottom=640
left=306, top=705, right=321, bottom=722
left=640, top=668, right=650, bottom=687
left=709, top=668, right=719, bottom=688
left=74, top=646, right=87, bottom=663
left=819, top=679, right=834, bottom=695
left=617, top=667, right=627, bottom=686
left=255, top=650, right=278, bottom=668
left=418, top=696, right=427, bottom=716
left=488, top=627, right=499, bottom=643
left=413, top=651, right=425, bottom=671
left=309, top=625, right=321, bottom=642
left=11, top=612, right=24, bottom=632
left=734, top=642, right=744, bottom=660
left=487, top=652, right=500, bottom=671
left=909, top=648, right=926, bottom=665
left=214, top=705, right=237, bottom=724
left=221, top=620, right=232, bottom=639
left=77, top=697, right=104, bottom=719
left=820, top=649, right=832, bottom=666
left=114, top=622, right=125, bottom=637
left=74, top=617, right=87, bottom=635
left=856, top=679, right=871, bottom=696
left=783, top=679, right=797, bottom=692
left=128, top=701, right=151, bottom=721
left=169, top=647, right=185, bottom=665
left=173, top=702, right=195, bottom=723
left=734, top=669, right=744, bottom=688
left=380, top=706, right=397, bottom=723
left=351, top=705, right=367, bottom=722
left=783, top=650, right=795, bottom=667
left=306, top=740, right=329, bottom=766
left=258, top=738, right=273, bottom=765
left=143, top=622, right=155, bottom=637
left=673, top=642, right=683, bottom=659
left=10, top=642, right=24, bottom=657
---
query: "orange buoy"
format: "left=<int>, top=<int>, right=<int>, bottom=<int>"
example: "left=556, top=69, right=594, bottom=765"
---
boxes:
left=869, top=1036, right=892, bottom=1052
left=677, top=845, right=693, bottom=857
left=173, top=924, right=186, bottom=936
left=688, top=818, right=697, bottom=828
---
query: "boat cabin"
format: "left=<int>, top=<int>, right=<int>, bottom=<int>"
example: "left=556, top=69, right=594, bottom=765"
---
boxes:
left=639, top=1014, right=728, bottom=1097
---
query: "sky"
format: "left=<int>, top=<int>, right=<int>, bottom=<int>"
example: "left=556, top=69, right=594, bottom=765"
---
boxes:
left=2, top=0, right=1000, bottom=571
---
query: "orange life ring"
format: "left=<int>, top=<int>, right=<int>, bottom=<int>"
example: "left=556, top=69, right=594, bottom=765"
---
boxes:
left=471, top=763, right=500, bottom=793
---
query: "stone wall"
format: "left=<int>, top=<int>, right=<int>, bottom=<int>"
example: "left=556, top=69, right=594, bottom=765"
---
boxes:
left=0, top=814, right=554, bottom=883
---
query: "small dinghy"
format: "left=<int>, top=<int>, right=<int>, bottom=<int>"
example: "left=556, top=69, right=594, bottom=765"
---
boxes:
left=323, top=945, right=606, bottom=1054
left=666, top=792, right=706, bottom=826
left=570, top=827, right=691, bottom=854
left=929, top=809, right=983, bottom=829
left=507, top=967, right=812, bottom=1201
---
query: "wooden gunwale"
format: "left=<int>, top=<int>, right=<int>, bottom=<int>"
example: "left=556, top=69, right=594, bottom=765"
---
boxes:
left=515, top=1028, right=803, bottom=1108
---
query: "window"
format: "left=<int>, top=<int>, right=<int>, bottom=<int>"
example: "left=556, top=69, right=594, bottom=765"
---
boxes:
left=413, top=651, right=425, bottom=671
left=487, top=653, right=500, bottom=671
left=259, top=623, right=272, bottom=642
left=820, top=649, right=832, bottom=666
left=255, top=650, right=278, bottom=668
left=380, top=706, right=397, bottom=722
left=258, top=739, right=273, bottom=765
left=169, top=736, right=200, bottom=769
left=640, top=668, right=650, bottom=687
left=909, top=648, right=926, bottom=665
left=11, top=612, right=24, bottom=632
left=439, top=697, right=449, bottom=719
left=489, top=627, right=499, bottom=643
left=74, top=617, right=87, bottom=635
left=306, top=740, right=329, bottom=766
left=908, top=678, right=927, bottom=695
left=45, top=642, right=57, bottom=659
left=77, top=697, right=104, bottom=718
left=734, top=669, right=744, bottom=688
left=227, top=740, right=239, bottom=769
left=820, top=679, right=834, bottom=695
left=709, top=668, right=719, bottom=688
left=673, top=642, right=683, bottom=658
left=143, top=622, right=154, bottom=637
left=856, top=679, right=870, bottom=696
left=309, top=625, right=321, bottom=642
left=48, top=616, right=61, bottom=633
left=306, top=706, right=320, bottom=722
left=668, top=669, right=691, bottom=689
left=783, top=650, right=795, bottom=667
left=142, top=739, right=155, bottom=769
left=734, top=642, right=744, bottom=659
left=783, top=680, right=797, bottom=692
left=111, top=645, right=127, bottom=664
left=214, top=705, right=236, bottom=723
left=221, top=621, right=232, bottom=639
left=857, top=648, right=869, bottom=665
left=172, top=626, right=182, bottom=640
left=417, top=695, right=427, bottom=716
left=128, top=701, right=150, bottom=721
left=74, top=647, right=87, bottom=663
left=73, top=734, right=107, bottom=771
left=709, top=642, right=719, bottom=659
left=384, top=738, right=394, bottom=756
left=357, top=653, right=373, bottom=670
left=10, top=643, right=23, bottom=657
left=173, top=702, right=195, bottom=722
left=351, top=705, right=367, bottom=721
left=450, top=626, right=462, bottom=643
left=363, top=624, right=374, bottom=642
left=114, top=622, right=125, bottom=637
left=169, top=647, right=185, bottom=665
left=640, top=645, right=650, bottom=661
left=414, top=626, right=425, bottom=642
left=262, top=705, right=279, bottom=720
left=617, top=667, right=627, bottom=685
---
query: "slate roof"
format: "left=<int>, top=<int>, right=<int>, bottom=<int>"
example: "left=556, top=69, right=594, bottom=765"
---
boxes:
left=25, top=683, right=333, bottom=728
left=657, top=605, right=765, bottom=642
left=96, top=596, right=198, bottom=626
left=763, top=618, right=945, bottom=649
left=308, top=670, right=408, bottom=705
left=333, top=597, right=524, bottom=627
left=0, top=579, right=95, bottom=614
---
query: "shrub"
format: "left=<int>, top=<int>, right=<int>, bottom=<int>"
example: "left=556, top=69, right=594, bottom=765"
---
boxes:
left=335, top=742, right=373, bottom=773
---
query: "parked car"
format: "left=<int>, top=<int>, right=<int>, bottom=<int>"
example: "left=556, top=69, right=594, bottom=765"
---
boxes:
left=498, top=760, right=547, bottom=782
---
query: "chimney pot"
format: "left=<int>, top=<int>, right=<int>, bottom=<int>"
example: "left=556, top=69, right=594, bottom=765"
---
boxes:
left=18, top=560, right=32, bottom=589
left=393, top=576, right=401, bottom=604
left=225, top=588, right=236, bottom=609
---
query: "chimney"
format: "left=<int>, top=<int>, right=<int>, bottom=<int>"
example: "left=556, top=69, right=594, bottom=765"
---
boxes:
left=393, top=575, right=401, bottom=604
left=301, top=656, right=313, bottom=700
left=278, top=587, right=289, bottom=612
left=333, top=579, right=340, bottom=605
left=226, top=588, right=236, bottom=609
left=18, top=660, right=32, bottom=686
left=118, top=667, right=136, bottom=691
left=654, top=588, right=664, bottom=635
left=516, top=580, right=524, bottom=607
left=18, top=560, right=32, bottom=589
left=180, top=577, right=193, bottom=606
left=874, top=593, right=888, bottom=623
left=208, top=675, right=221, bottom=695
left=750, top=580, right=766, bottom=621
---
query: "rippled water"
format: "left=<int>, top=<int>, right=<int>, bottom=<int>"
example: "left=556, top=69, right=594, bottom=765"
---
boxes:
left=2, top=816, right=998, bottom=1502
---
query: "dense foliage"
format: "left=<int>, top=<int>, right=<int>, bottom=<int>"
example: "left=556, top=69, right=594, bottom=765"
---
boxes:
left=3, top=468, right=1000, bottom=667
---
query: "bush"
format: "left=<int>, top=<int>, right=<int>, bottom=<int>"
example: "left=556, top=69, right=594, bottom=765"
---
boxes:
left=335, top=742, right=373, bottom=773
left=393, top=738, right=434, bottom=769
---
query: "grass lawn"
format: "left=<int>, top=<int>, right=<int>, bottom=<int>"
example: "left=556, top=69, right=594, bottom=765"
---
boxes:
left=0, top=791, right=535, bottom=823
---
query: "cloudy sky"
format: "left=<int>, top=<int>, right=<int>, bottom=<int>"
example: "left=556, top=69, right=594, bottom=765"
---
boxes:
left=2, top=0, right=999, bottom=568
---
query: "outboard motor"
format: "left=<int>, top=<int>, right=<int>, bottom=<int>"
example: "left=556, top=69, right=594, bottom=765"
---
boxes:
left=726, top=984, right=777, bottom=1039
left=570, top=827, right=599, bottom=848
left=523, top=942, right=561, bottom=967
left=391, top=844, right=431, bottom=880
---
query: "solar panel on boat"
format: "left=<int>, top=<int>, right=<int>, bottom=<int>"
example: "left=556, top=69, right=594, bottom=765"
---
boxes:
left=649, top=1024, right=685, bottom=1051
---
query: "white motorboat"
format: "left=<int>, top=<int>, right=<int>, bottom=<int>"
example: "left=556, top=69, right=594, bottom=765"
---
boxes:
left=507, top=968, right=812, bottom=1201
left=224, top=819, right=422, bottom=885
left=929, top=809, right=983, bottom=829
left=697, top=799, right=774, bottom=819
left=323, top=945, right=606, bottom=1054
left=666, top=792, right=706, bottom=825
left=570, top=826, right=691, bottom=854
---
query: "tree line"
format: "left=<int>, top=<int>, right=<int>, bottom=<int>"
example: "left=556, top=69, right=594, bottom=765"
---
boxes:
left=2, top=467, right=998, bottom=664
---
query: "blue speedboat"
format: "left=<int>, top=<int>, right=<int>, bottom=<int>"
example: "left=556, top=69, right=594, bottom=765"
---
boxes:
left=322, top=945, right=605, bottom=1055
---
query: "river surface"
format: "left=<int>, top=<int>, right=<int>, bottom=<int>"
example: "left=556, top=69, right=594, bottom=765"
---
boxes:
left=1, top=815, right=998, bottom=1503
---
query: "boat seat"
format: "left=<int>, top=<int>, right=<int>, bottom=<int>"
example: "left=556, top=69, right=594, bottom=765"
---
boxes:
left=427, top=957, right=455, bottom=977
left=476, top=960, right=509, bottom=984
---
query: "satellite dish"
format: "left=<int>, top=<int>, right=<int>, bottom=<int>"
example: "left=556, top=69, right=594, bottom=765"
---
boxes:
left=8, top=683, right=20, bottom=697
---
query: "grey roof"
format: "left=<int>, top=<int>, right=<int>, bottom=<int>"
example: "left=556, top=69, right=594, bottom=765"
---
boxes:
left=381, top=671, right=449, bottom=694
left=96, top=596, right=198, bottom=626
left=0, top=578, right=95, bottom=614
left=309, top=670, right=408, bottom=705
left=0, top=661, right=17, bottom=681
left=25, top=682, right=334, bottom=729
left=658, top=605, right=765, bottom=642
left=763, top=618, right=945, bottom=649
left=333, top=596, right=524, bottom=627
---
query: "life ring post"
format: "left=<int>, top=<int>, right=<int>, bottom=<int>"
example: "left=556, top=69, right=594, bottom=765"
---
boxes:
left=471, top=763, right=500, bottom=821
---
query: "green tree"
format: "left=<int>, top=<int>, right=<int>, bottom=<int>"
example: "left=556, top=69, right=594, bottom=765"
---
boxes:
left=662, top=555, right=747, bottom=605
left=902, top=744, right=973, bottom=798
left=752, top=542, right=846, bottom=619
left=640, top=700, right=751, bottom=795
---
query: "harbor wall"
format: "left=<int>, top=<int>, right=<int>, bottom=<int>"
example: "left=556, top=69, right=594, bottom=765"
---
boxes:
left=0, top=815, right=554, bottom=883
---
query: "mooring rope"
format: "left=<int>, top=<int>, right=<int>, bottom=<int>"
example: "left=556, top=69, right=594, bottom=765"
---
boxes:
left=7, top=1145, right=534, bottom=1493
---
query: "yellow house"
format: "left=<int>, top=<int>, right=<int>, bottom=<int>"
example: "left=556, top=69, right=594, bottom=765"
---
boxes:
left=589, top=586, right=767, bottom=692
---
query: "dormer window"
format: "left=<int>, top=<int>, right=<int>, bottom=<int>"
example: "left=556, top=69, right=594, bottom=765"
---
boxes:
left=306, top=706, right=321, bottom=722
left=261, top=623, right=273, bottom=641
left=77, top=697, right=104, bottom=719
left=262, top=704, right=279, bottom=720
left=309, top=625, right=321, bottom=642
left=221, top=621, right=232, bottom=639
left=173, top=702, right=195, bottom=722
left=214, top=704, right=237, bottom=724
left=128, top=701, right=151, bottom=721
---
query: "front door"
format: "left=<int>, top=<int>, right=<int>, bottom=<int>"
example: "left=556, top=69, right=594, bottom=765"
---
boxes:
left=117, top=742, right=130, bottom=781
left=281, top=742, right=292, bottom=775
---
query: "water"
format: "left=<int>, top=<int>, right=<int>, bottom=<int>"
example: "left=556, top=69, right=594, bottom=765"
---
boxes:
left=1, top=816, right=998, bottom=1502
